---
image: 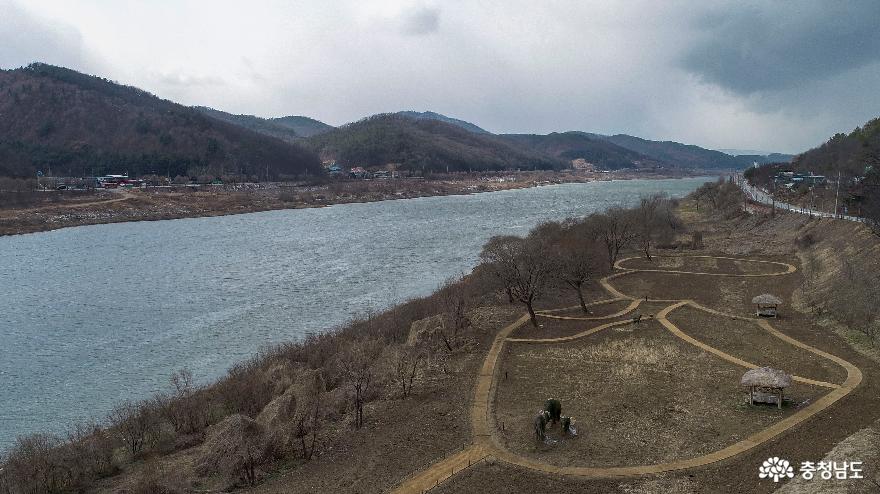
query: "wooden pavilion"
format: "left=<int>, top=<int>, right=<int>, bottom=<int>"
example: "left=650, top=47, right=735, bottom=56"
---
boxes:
left=741, top=367, right=792, bottom=409
left=752, top=294, right=783, bottom=318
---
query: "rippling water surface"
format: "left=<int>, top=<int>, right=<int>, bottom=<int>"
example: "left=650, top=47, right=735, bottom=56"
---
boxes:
left=0, top=177, right=711, bottom=449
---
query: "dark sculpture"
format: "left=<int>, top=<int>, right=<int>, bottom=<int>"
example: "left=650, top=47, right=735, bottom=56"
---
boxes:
left=534, top=410, right=549, bottom=440
left=544, top=398, right=561, bottom=424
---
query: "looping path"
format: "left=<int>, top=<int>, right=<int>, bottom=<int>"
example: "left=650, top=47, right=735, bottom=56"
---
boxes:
left=390, top=255, right=862, bottom=493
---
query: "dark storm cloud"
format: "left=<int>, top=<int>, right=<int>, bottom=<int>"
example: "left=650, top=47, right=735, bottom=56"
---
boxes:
left=681, top=1, right=880, bottom=94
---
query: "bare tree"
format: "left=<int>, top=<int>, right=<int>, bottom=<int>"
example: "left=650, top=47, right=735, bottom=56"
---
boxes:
left=692, top=178, right=744, bottom=216
left=633, top=193, right=681, bottom=259
left=385, top=345, right=422, bottom=398
left=481, top=233, right=553, bottom=327
left=588, top=208, right=638, bottom=269
left=549, top=221, right=608, bottom=312
left=479, top=235, right=521, bottom=303
left=338, top=339, right=384, bottom=429
left=155, top=368, right=208, bottom=436
left=692, top=177, right=725, bottom=210
left=107, top=400, right=156, bottom=457
left=831, top=259, right=879, bottom=346
left=861, top=161, right=880, bottom=234
left=292, top=370, right=325, bottom=460
left=438, top=276, right=471, bottom=351
left=64, top=421, right=116, bottom=486
left=197, top=415, right=269, bottom=486
left=0, top=434, right=67, bottom=494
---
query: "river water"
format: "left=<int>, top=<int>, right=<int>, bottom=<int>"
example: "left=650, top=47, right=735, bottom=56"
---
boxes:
left=0, top=177, right=711, bottom=450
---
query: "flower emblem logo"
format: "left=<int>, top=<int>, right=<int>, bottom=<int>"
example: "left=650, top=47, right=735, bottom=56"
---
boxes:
left=759, top=457, right=795, bottom=482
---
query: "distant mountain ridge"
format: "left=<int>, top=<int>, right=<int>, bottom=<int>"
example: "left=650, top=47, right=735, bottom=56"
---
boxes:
left=269, top=115, right=334, bottom=137
left=0, top=63, right=322, bottom=179
left=194, top=107, right=334, bottom=141
left=194, top=106, right=300, bottom=143
left=306, top=113, right=563, bottom=172
left=585, top=133, right=791, bottom=169
left=499, top=132, right=657, bottom=170
left=0, top=62, right=795, bottom=179
left=394, top=110, right=490, bottom=134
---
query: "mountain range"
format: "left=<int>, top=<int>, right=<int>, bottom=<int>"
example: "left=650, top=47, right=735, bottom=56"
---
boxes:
left=305, top=114, right=562, bottom=172
left=0, top=63, right=321, bottom=179
left=0, top=63, right=793, bottom=179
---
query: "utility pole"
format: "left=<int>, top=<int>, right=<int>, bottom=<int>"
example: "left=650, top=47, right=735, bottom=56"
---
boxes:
left=810, top=187, right=813, bottom=218
left=834, top=170, right=841, bottom=218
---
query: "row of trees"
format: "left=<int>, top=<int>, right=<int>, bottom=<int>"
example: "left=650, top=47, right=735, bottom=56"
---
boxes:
left=480, top=193, right=680, bottom=327
left=691, top=177, right=744, bottom=218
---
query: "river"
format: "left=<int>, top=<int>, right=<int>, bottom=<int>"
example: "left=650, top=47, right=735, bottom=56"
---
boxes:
left=0, top=177, right=712, bottom=450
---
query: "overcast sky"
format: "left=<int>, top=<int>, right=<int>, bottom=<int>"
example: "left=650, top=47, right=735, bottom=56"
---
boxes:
left=2, top=0, right=879, bottom=154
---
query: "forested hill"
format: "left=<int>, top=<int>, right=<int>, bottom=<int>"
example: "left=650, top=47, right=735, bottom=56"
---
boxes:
left=0, top=63, right=322, bottom=179
left=394, top=111, right=490, bottom=134
left=305, top=114, right=564, bottom=172
left=499, top=132, right=658, bottom=170
left=793, top=117, right=880, bottom=177
left=194, top=107, right=300, bottom=143
left=269, top=115, right=334, bottom=137
left=592, top=133, right=787, bottom=169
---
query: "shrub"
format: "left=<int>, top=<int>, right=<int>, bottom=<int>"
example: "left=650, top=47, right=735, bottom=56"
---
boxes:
left=196, top=414, right=271, bottom=486
left=1, top=434, right=67, bottom=494
left=107, top=400, right=157, bottom=458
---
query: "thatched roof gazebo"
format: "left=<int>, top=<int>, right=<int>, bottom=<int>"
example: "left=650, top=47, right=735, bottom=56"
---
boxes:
left=752, top=294, right=783, bottom=318
left=741, top=367, right=792, bottom=409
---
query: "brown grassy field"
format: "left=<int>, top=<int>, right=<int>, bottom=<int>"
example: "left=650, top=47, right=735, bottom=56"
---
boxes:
left=432, top=203, right=880, bottom=494
left=667, top=305, right=848, bottom=385
left=494, top=319, right=826, bottom=468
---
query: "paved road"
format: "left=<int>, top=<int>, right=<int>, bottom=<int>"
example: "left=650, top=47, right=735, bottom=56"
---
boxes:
left=735, top=175, right=865, bottom=223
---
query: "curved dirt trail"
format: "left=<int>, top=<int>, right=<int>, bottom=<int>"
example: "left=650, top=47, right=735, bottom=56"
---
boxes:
left=389, top=256, right=862, bottom=493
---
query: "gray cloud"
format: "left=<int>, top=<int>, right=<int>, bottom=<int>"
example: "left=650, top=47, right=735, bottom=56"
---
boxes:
left=0, top=0, right=93, bottom=71
left=681, top=1, right=880, bottom=94
left=398, top=5, right=440, bottom=35
left=153, top=71, right=226, bottom=89
left=6, top=1, right=880, bottom=154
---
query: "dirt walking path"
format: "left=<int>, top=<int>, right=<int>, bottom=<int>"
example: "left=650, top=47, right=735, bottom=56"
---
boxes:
left=389, top=255, right=863, bottom=493
left=45, top=190, right=134, bottom=209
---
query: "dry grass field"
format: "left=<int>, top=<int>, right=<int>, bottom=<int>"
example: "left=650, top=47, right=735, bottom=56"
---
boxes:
left=413, top=209, right=880, bottom=493
left=667, top=306, right=848, bottom=385
left=494, top=319, right=820, bottom=468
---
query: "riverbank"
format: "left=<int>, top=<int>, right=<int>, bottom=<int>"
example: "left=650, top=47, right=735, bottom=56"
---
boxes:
left=6, top=183, right=875, bottom=494
left=0, top=169, right=705, bottom=236
left=0, top=177, right=713, bottom=454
